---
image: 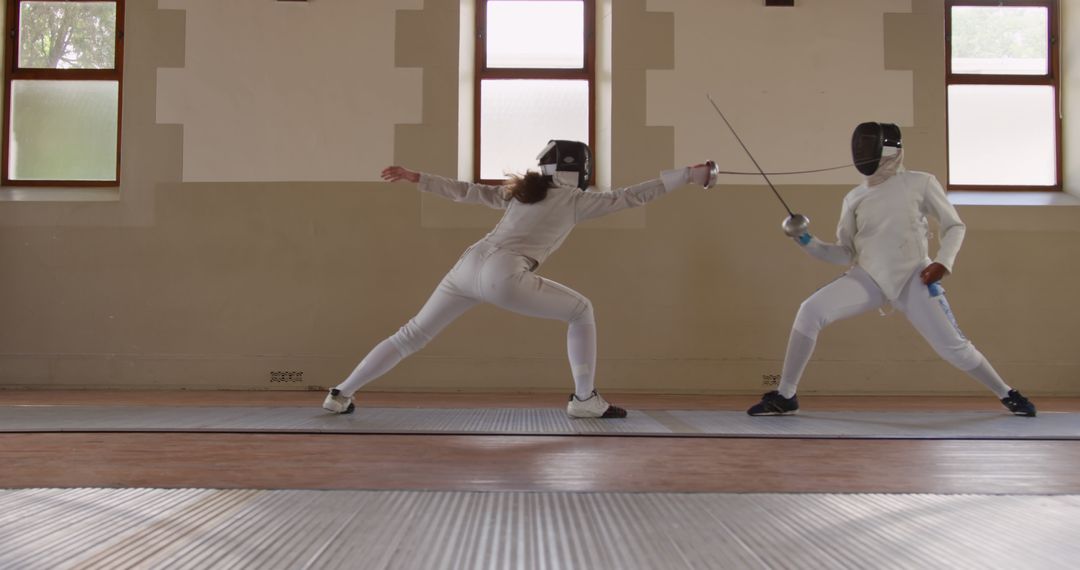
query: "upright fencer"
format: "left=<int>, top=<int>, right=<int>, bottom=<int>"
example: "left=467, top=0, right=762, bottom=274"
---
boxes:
left=747, top=122, right=1036, bottom=417
left=324, top=140, right=714, bottom=418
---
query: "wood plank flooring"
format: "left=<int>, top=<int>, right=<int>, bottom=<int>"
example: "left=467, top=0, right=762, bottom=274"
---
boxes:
left=2, top=391, right=1078, bottom=494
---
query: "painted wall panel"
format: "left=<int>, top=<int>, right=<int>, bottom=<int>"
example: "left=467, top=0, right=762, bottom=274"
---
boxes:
left=648, top=0, right=913, bottom=185
left=157, top=0, right=422, bottom=182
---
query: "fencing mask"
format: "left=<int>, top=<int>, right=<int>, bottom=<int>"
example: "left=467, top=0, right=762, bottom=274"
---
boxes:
left=851, top=122, right=902, bottom=176
left=537, top=140, right=592, bottom=190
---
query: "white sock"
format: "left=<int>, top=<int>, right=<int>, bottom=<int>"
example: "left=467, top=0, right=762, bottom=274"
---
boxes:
left=778, top=330, right=816, bottom=399
left=965, top=356, right=1012, bottom=399
left=336, top=339, right=405, bottom=397
left=568, top=322, right=597, bottom=400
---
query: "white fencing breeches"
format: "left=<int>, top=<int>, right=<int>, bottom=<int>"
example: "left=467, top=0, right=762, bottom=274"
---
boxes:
left=337, top=242, right=596, bottom=397
left=778, top=265, right=1011, bottom=397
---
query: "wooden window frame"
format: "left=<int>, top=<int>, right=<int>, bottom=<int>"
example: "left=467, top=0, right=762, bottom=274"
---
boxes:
left=2, top=0, right=125, bottom=187
left=945, top=0, right=1060, bottom=191
left=474, top=0, right=595, bottom=185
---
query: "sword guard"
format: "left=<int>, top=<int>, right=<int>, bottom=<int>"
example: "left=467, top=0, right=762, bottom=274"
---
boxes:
left=703, top=160, right=719, bottom=189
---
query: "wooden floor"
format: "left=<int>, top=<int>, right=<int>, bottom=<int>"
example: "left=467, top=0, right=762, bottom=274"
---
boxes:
left=3, top=391, right=1079, bottom=494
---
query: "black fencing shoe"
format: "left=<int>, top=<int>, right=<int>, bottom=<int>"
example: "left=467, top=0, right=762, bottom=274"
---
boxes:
left=567, top=391, right=628, bottom=419
left=322, top=388, right=355, bottom=414
left=1001, top=389, right=1036, bottom=417
left=747, top=390, right=799, bottom=416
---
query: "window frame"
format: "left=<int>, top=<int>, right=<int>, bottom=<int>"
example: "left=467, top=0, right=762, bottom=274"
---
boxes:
left=944, top=0, right=1061, bottom=192
left=473, top=0, right=595, bottom=185
left=2, top=0, right=125, bottom=187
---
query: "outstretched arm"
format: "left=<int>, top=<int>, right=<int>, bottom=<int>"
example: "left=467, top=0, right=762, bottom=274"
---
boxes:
left=382, top=166, right=510, bottom=210
left=574, top=163, right=712, bottom=222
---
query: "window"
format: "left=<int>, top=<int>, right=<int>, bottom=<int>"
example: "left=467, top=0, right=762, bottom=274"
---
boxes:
left=2, top=0, right=124, bottom=186
left=474, top=0, right=595, bottom=184
left=946, top=0, right=1059, bottom=191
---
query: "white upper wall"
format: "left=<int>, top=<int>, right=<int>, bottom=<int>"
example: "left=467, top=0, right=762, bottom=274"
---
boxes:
left=647, top=0, right=913, bottom=185
left=156, top=0, right=422, bottom=182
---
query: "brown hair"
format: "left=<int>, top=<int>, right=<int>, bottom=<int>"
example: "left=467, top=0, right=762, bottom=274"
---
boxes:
left=506, top=171, right=552, bottom=204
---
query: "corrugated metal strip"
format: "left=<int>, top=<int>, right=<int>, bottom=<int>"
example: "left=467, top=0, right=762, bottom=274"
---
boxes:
left=2, top=489, right=1079, bottom=569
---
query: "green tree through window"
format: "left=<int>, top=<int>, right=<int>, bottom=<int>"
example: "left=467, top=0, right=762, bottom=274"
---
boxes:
left=18, top=2, right=117, bottom=69
left=952, top=6, right=1046, bottom=60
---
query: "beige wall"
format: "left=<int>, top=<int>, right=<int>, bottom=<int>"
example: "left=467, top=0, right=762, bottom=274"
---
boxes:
left=157, top=0, right=422, bottom=182
left=648, top=0, right=913, bottom=186
left=0, top=0, right=1077, bottom=395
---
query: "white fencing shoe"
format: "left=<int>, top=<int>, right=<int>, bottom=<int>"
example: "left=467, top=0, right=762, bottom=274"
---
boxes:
left=566, top=391, right=627, bottom=419
left=322, top=388, right=355, bottom=414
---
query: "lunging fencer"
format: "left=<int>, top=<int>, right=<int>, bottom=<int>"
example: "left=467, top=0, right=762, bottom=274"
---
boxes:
left=747, top=122, right=1036, bottom=417
left=324, top=140, right=714, bottom=418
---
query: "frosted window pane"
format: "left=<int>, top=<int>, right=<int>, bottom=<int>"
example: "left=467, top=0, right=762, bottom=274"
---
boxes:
left=487, top=1, right=583, bottom=68
left=9, top=80, right=119, bottom=181
left=947, top=85, right=1055, bottom=186
left=480, top=80, right=589, bottom=180
left=951, top=7, right=1047, bottom=75
left=19, top=2, right=117, bottom=69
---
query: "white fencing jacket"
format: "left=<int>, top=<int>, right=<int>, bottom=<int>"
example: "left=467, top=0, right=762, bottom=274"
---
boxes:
left=418, top=168, right=689, bottom=267
left=801, top=168, right=966, bottom=300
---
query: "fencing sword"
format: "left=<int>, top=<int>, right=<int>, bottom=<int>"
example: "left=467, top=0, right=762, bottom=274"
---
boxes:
left=709, top=158, right=880, bottom=176
left=705, top=93, right=809, bottom=237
